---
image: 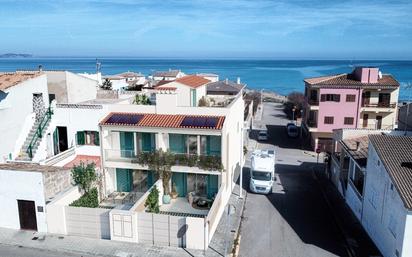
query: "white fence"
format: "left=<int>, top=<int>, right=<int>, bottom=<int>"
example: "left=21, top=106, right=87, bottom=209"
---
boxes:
left=65, top=206, right=110, bottom=239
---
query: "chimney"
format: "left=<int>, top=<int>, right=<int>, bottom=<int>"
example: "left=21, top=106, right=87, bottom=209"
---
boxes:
left=355, top=141, right=360, bottom=151
left=38, top=65, right=43, bottom=72
left=237, top=77, right=241, bottom=84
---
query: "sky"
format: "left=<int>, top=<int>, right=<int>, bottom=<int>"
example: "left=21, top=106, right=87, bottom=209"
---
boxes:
left=0, top=0, right=411, bottom=59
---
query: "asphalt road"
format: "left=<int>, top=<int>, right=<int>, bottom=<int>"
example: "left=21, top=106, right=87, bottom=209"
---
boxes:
left=239, top=102, right=349, bottom=257
left=0, top=244, right=98, bottom=257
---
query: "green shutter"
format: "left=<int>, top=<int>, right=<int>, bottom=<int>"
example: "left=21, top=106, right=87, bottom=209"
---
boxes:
left=147, top=171, right=154, bottom=188
left=120, top=132, right=134, bottom=157
left=141, top=133, right=154, bottom=152
left=191, top=89, right=197, bottom=106
left=93, top=131, right=100, bottom=146
left=172, top=172, right=187, bottom=197
left=209, top=136, right=221, bottom=156
left=207, top=175, right=219, bottom=199
left=77, top=131, right=85, bottom=145
left=116, top=168, right=133, bottom=192
left=169, top=134, right=187, bottom=154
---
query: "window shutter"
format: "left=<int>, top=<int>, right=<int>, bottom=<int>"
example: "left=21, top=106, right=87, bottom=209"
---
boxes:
left=94, top=131, right=100, bottom=146
left=77, top=131, right=85, bottom=145
left=320, top=94, right=326, bottom=102
left=334, top=94, right=340, bottom=102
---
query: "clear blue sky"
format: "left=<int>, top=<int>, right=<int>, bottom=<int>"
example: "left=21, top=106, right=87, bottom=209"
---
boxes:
left=1, top=0, right=411, bottom=59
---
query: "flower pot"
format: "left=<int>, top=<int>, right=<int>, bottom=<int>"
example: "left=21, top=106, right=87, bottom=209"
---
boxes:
left=162, top=194, right=171, bottom=204
left=170, top=191, right=178, bottom=199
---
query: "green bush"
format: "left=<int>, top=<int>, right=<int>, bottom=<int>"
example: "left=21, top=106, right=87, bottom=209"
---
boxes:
left=145, top=186, right=160, bottom=213
left=69, top=187, right=99, bottom=208
left=71, top=162, right=97, bottom=194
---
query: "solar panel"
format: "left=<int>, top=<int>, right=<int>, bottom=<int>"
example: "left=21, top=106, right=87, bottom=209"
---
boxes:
left=180, top=116, right=219, bottom=128
left=105, top=114, right=144, bottom=125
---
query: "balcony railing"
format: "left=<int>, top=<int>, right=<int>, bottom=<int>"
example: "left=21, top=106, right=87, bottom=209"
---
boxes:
left=104, top=149, right=223, bottom=171
left=361, top=102, right=397, bottom=108
left=307, top=120, right=318, bottom=128
left=307, top=99, right=319, bottom=106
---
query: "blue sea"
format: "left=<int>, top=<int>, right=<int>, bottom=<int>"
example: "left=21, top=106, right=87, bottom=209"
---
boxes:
left=0, top=58, right=411, bottom=100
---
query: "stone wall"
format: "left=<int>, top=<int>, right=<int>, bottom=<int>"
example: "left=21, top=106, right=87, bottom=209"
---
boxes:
left=43, top=168, right=72, bottom=200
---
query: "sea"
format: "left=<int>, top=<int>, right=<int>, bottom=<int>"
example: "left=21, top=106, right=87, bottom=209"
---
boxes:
left=0, top=58, right=411, bottom=100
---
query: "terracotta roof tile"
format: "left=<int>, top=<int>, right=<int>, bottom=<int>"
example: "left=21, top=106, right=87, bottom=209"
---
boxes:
left=304, top=73, right=399, bottom=89
left=341, top=136, right=369, bottom=167
left=0, top=72, right=43, bottom=91
left=174, top=75, right=210, bottom=88
left=63, top=155, right=101, bottom=169
left=100, top=112, right=225, bottom=130
left=369, top=135, right=412, bottom=209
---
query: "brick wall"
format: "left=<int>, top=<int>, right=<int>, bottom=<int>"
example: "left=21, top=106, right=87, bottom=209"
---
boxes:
left=43, top=169, right=72, bottom=200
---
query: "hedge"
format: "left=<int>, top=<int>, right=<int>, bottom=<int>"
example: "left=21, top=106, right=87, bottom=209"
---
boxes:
left=69, top=187, right=99, bottom=208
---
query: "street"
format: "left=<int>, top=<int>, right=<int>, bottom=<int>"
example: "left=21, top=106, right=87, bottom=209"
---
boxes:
left=0, top=244, right=98, bottom=257
left=239, top=102, right=349, bottom=257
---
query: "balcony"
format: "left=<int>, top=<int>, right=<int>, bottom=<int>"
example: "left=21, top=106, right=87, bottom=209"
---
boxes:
left=361, top=102, right=397, bottom=108
left=104, top=149, right=223, bottom=172
left=307, top=99, right=319, bottom=106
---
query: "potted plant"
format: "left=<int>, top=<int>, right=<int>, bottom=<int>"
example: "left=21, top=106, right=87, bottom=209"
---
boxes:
left=170, top=183, right=178, bottom=199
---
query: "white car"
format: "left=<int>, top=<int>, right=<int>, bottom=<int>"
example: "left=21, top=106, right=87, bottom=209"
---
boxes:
left=287, top=124, right=299, bottom=138
left=249, top=149, right=275, bottom=194
left=258, top=130, right=268, bottom=141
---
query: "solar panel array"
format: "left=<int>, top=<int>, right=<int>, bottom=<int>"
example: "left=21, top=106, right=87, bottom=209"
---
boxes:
left=180, top=116, right=219, bottom=128
left=105, top=113, right=144, bottom=125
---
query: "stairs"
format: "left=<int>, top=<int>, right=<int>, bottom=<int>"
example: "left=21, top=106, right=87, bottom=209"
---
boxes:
left=16, top=117, right=52, bottom=161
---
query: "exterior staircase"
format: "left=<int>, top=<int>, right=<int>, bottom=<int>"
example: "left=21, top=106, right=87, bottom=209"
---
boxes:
left=16, top=107, right=53, bottom=161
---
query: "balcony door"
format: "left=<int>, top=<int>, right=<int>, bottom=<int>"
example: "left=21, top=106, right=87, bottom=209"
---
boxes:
left=362, top=91, right=370, bottom=106
left=376, top=116, right=382, bottom=129
left=362, top=114, right=368, bottom=128
left=120, top=132, right=134, bottom=157
left=378, top=93, right=390, bottom=107
left=116, top=168, right=133, bottom=192
left=172, top=172, right=187, bottom=197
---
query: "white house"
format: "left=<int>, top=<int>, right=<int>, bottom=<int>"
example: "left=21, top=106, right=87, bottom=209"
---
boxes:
left=197, top=73, right=219, bottom=82
left=362, top=135, right=412, bottom=257
left=0, top=72, right=49, bottom=162
left=0, top=163, right=71, bottom=233
left=152, top=69, right=185, bottom=81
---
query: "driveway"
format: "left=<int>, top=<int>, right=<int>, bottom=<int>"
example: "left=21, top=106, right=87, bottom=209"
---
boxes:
left=239, top=102, right=349, bottom=257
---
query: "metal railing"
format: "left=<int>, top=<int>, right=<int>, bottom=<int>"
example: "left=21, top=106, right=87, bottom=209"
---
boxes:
left=361, top=102, right=397, bottom=108
left=27, top=106, right=53, bottom=158
left=308, top=99, right=319, bottom=105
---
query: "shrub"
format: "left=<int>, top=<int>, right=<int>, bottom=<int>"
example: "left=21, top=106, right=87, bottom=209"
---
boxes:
left=69, top=187, right=99, bottom=208
left=100, top=79, right=112, bottom=90
left=145, top=186, right=160, bottom=213
left=71, top=162, right=97, bottom=193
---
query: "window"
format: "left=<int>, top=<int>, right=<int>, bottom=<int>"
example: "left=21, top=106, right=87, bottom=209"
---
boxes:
left=346, top=94, right=356, bottom=102
left=344, top=117, right=354, bottom=125
left=320, top=94, right=340, bottom=102
left=324, top=116, right=334, bottom=124
left=349, top=162, right=364, bottom=196
left=77, top=131, right=99, bottom=146
left=310, top=90, right=318, bottom=101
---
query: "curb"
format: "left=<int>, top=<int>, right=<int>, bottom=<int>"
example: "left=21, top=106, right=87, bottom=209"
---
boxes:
left=230, top=191, right=247, bottom=257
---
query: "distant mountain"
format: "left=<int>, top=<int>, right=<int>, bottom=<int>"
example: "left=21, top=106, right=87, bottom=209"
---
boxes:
left=0, top=53, right=33, bottom=58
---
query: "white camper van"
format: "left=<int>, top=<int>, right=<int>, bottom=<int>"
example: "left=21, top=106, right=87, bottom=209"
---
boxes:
left=249, top=149, right=275, bottom=194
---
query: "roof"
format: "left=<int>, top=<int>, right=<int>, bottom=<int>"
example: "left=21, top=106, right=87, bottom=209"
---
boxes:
left=115, top=71, right=144, bottom=78
left=154, top=80, right=173, bottom=87
left=173, top=75, right=210, bottom=88
left=153, top=70, right=181, bottom=77
left=369, top=135, right=412, bottom=209
left=0, top=72, right=43, bottom=91
left=341, top=136, right=369, bottom=167
left=100, top=112, right=225, bottom=130
left=0, top=162, right=68, bottom=173
left=304, top=73, right=399, bottom=89
left=207, top=80, right=245, bottom=95
left=197, top=73, right=219, bottom=77
left=63, top=155, right=101, bottom=169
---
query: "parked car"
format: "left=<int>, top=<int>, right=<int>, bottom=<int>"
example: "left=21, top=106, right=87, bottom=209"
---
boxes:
left=287, top=124, right=299, bottom=138
left=258, top=130, right=268, bottom=141
left=249, top=149, right=275, bottom=194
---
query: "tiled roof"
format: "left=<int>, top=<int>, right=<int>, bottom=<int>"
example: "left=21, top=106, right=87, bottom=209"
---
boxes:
left=155, top=87, right=176, bottom=91
left=154, top=80, right=173, bottom=87
left=369, top=135, right=412, bottom=209
left=0, top=162, right=68, bottom=173
left=63, top=155, right=101, bottom=169
left=174, top=75, right=210, bottom=88
left=341, top=136, right=369, bottom=167
left=116, top=71, right=144, bottom=78
left=0, top=72, right=43, bottom=91
left=153, top=70, right=181, bottom=77
left=304, top=73, right=399, bottom=89
left=100, top=112, right=225, bottom=130
left=207, top=80, right=245, bottom=95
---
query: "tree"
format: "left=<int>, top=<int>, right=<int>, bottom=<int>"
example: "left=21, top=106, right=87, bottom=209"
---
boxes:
left=198, top=96, right=209, bottom=107
left=100, top=78, right=112, bottom=90
left=284, top=91, right=305, bottom=120
left=145, top=186, right=160, bottom=213
left=71, top=162, right=97, bottom=193
left=133, top=94, right=151, bottom=105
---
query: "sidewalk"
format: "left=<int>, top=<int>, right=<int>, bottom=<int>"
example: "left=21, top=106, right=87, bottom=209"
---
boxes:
left=0, top=185, right=246, bottom=257
left=313, top=168, right=382, bottom=257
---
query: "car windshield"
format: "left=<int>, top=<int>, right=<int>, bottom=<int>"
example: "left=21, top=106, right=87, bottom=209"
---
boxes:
left=252, top=171, right=272, bottom=181
left=259, top=131, right=267, bottom=135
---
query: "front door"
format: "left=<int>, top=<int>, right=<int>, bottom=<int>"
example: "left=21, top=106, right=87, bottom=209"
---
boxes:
left=172, top=173, right=187, bottom=197
left=362, top=114, right=369, bottom=128
left=17, top=200, right=37, bottom=231
left=376, top=116, right=382, bottom=129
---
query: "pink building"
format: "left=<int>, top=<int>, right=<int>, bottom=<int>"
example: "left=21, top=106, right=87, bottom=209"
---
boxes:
left=303, top=67, right=399, bottom=152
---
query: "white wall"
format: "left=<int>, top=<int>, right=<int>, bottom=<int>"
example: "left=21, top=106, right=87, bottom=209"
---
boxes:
left=66, top=72, right=98, bottom=103
left=362, top=144, right=408, bottom=257
left=0, top=74, right=49, bottom=162
left=402, top=213, right=412, bottom=257
left=0, top=170, right=47, bottom=232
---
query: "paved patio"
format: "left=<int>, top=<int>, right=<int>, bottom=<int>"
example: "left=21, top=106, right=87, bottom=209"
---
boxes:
left=159, top=197, right=209, bottom=216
